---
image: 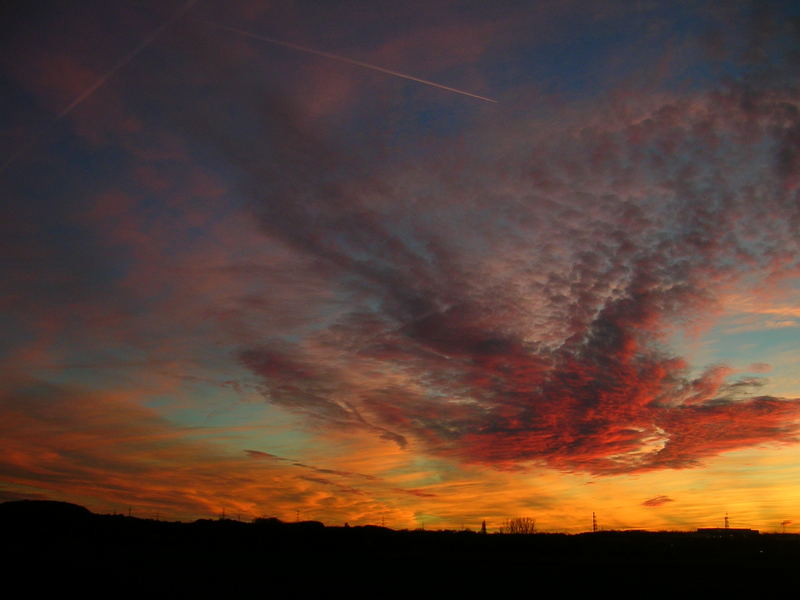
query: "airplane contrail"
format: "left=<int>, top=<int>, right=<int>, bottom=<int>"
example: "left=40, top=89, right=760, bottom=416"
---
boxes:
left=211, top=23, right=498, bottom=104
left=0, top=0, right=200, bottom=176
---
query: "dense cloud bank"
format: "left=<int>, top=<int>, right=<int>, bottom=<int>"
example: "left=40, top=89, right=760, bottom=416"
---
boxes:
left=222, top=7, right=800, bottom=474
left=236, top=77, right=800, bottom=474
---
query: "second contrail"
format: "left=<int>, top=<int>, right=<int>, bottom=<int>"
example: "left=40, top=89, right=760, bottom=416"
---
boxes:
left=0, top=0, right=200, bottom=176
left=212, top=23, right=498, bottom=104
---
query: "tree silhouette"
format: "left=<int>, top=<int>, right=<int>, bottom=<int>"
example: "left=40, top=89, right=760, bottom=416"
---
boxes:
left=501, top=517, right=536, bottom=534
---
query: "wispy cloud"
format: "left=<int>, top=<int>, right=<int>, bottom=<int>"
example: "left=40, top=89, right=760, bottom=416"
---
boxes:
left=642, top=495, right=674, bottom=507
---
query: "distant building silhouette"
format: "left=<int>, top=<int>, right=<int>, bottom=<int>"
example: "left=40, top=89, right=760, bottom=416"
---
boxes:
left=696, top=528, right=759, bottom=536
left=697, top=513, right=758, bottom=536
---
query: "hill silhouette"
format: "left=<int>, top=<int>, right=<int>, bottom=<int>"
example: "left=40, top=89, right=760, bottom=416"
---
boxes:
left=3, top=500, right=799, bottom=595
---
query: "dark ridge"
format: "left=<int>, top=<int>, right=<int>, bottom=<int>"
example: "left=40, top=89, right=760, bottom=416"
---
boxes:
left=0, top=499, right=92, bottom=521
left=3, top=500, right=799, bottom=594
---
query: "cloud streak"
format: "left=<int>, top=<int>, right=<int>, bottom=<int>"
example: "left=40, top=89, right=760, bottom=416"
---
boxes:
left=0, top=0, right=200, bottom=176
left=209, top=22, right=498, bottom=103
left=642, top=495, right=673, bottom=507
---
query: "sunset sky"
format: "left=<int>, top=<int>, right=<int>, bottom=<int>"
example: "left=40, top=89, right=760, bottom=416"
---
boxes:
left=2, top=0, right=799, bottom=533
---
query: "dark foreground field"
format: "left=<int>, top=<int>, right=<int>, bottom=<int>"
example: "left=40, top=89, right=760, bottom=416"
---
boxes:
left=2, top=500, right=798, bottom=595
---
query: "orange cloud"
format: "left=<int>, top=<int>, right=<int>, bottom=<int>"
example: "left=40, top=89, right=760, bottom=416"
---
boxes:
left=0, top=379, right=392, bottom=523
